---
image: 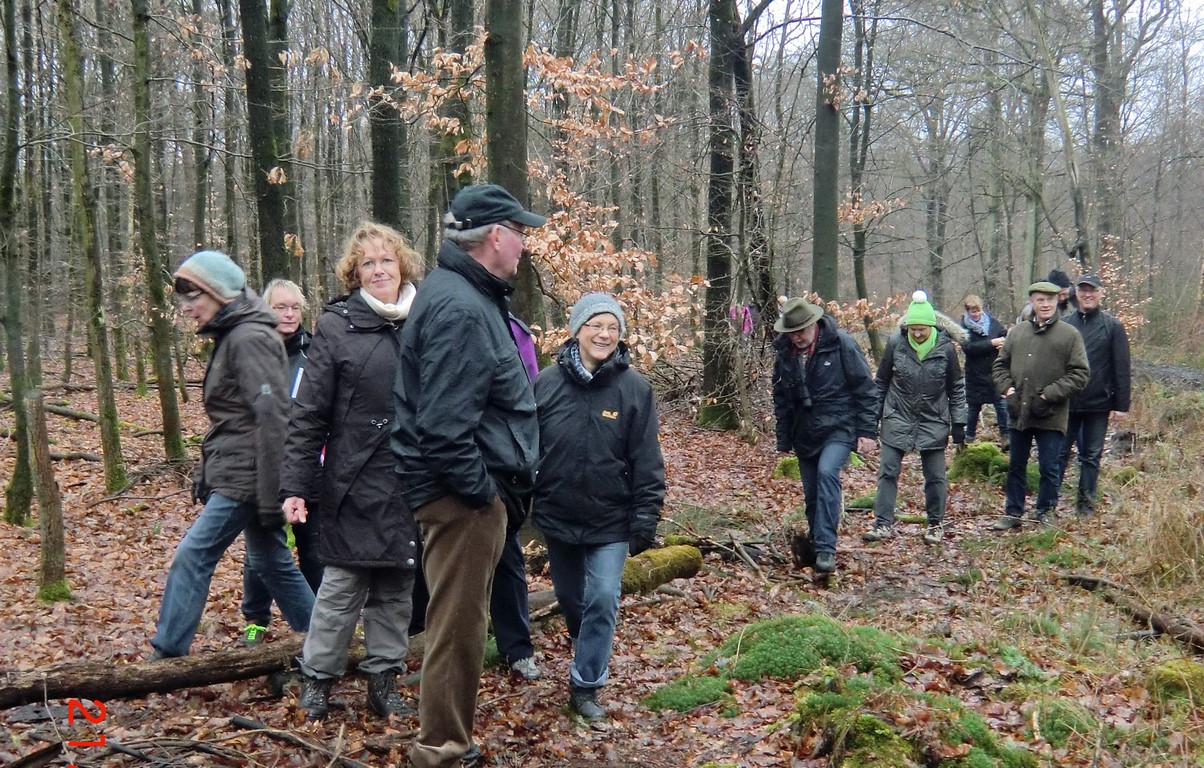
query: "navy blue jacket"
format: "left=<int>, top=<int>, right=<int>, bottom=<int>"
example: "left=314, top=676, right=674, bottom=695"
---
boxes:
left=1065, top=307, right=1131, bottom=413
left=772, top=315, right=877, bottom=457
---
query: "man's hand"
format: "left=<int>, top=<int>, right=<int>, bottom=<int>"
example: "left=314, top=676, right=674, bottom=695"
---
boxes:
left=856, top=437, right=876, bottom=455
left=991, top=337, right=1004, bottom=349
left=951, top=424, right=965, bottom=445
left=1111, top=411, right=1128, bottom=422
left=283, top=496, right=308, bottom=525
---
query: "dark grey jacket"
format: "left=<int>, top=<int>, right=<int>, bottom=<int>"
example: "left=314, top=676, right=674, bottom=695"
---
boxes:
left=1064, top=307, right=1131, bottom=414
left=194, top=289, right=288, bottom=517
left=281, top=292, right=418, bottom=568
left=532, top=342, right=665, bottom=546
left=876, top=330, right=967, bottom=451
left=959, top=314, right=1008, bottom=405
left=992, top=314, right=1090, bottom=434
left=391, top=240, right=539, bottom=511
left=772, top=315, right=878, bottom=457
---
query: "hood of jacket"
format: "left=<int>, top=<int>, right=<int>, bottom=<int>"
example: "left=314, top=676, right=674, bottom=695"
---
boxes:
left=200, top=288, right=278, bottom=337
left=896, top=309, right=968, bottom=345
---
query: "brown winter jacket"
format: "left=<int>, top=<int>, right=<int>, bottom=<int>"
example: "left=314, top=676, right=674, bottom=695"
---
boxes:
left=194, top=289, right=289, bottom=519
left=991, top=313, right=1089, bottom=434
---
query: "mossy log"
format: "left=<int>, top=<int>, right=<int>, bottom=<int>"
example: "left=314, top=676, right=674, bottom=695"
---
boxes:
left=0, top=546, right=703, bottom=709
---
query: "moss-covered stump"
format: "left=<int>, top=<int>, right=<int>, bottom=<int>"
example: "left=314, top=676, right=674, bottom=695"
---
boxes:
left=847, top=492, right=875, bottom=510
left=696, top=402, right=740, bottom=430
left=773, top=455, right=800, bottom=480
left=949, top=441, right=1038, bottom=492
left=1146, top=658, right=1204, bottom=703
left=621, top=545, right=703, bottom=594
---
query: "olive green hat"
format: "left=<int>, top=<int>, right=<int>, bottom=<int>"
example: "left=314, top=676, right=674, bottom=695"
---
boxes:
left=774, top=298, right=824, bottom=333
left=1027, top=280, right=1062, bottom=295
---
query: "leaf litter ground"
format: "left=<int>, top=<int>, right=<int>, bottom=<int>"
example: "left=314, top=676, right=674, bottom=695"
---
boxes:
left=1, top=374, right=1200, bottom=766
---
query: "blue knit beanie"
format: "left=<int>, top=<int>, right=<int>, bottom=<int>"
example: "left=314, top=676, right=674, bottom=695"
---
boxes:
left=569, top=292, right=626, bottom=338
left=173, top=250, right=245, bottom=304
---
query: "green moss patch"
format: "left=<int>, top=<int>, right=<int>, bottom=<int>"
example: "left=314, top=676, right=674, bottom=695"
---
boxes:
left=773, top=455, right=800, bottom=480
left=711, top=615, right=903, bottom=682
left=847, top=492, right=876, bottom=509
left=949, top=442, right=1037, bottom=491
left=643, top=674, right=733, bottom=713
left=1146, top=658, right=1204, bottom=703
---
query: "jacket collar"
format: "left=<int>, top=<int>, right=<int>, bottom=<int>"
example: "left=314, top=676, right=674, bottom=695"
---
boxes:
left=200, top=289, right=277, bottom=337
left=326, top=290, right=399, bottom=330
left=437, top=239, right=514, bottom=303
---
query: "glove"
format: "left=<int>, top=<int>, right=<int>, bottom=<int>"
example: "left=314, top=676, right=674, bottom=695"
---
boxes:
left=629, top=529, right=657, bottom=557
left=1030, top=396, right=1054, bottom=420
left=191, top=474, right=204, bottom=505
left=951, top=424, right=965, bottom=445
left=1006, top=392, right=1021, bottom=420
left=257, top=505, right=286, bottom=529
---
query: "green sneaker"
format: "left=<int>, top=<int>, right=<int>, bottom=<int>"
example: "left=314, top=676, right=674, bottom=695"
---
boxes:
left=243, top=623, right=268, bottom=647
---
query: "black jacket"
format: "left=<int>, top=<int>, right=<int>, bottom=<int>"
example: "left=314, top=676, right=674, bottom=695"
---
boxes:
left=195, top=289, right=288, bottom=516
left=282, top=327, right=312, bottom=399
left=391, top=240, right=539, bottom=512
left=532, top=342, right=664, bottom=546
left=1065, top=307, right=1131, bottom=413
left=280, top=292, right=418, bottom=569
left=772, top=315, right=877, bottom=457
left=959, top=314, right=1007, bottom=405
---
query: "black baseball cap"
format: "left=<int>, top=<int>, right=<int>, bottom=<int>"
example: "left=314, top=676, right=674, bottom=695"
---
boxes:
left=1076, top=275, right=1103, bottom=288
left=448, top=184, right=547, bottom=230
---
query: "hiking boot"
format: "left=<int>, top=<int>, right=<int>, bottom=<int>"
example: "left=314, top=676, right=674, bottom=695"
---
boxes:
left=1035, top=511, right=1056, bottom=529
left=814, top=552, right=837, bottom=574
left=510, top=656, right=542, bottom=681
left=1074, top=502, right=1094, bottom=517
left=923, top=525, right=943, bottom=545
left=862, top=525, right=893, bottom=542
left=242, top=623, right=268, bottom=648
left=147, top=648, right=168, bottom=662
left=299, top=676, right=334, bottom=721
left=461, top=743, right=483, bottom=766
left=991, top=515, right=1022, bottom=531
left=366, top=671, right=412, bottom=717
left=569, top=686, right=606, bottom=721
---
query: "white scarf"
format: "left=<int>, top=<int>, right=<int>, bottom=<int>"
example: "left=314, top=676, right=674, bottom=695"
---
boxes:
left=359, top=282, right=416, bottom=321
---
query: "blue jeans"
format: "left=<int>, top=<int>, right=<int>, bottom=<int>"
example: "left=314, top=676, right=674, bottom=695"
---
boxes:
left=1059, top=411, right=1109, bottom=512
left=151, top=493, right=316, bottom=657
left=242, top=515, right=323, bottom=625
left=545, top=538, right=628, bottom=690
left=1005, top=429, right=1063, bottom=518
left=799, top=442, right=853, bottom=555
left=967, top=398, right=1008, bottom=442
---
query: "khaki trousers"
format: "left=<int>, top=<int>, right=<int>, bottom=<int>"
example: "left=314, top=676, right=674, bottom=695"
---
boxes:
left=409, top=494, right=506, bottom=768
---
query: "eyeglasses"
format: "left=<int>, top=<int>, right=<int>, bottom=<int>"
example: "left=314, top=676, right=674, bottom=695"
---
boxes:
left=272, top=304, right=302, bottom=314
left=175, top=291, right=206, bottom=307
left=498, top=222, right=527, bottom=241
left=582, top=322, right=621, bottom=336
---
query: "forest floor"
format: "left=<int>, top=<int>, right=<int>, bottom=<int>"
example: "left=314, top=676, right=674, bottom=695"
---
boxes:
left=1, top=357, right=1202, bottom=767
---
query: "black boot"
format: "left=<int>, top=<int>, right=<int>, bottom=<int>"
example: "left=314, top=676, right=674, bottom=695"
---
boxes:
left=367, top=671, right=412, bottom=717
left=569, top=686, right=605, bottom=720
left=299, top=676, right=334, bottom=721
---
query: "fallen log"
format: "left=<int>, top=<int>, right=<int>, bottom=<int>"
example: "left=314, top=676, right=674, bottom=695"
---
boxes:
left=1065, top=572, right=1204, bottom=654
left=0, top=545, right=702, bottom=709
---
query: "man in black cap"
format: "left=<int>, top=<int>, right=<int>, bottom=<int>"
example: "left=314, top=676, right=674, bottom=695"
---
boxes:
left=1060, top=275, right=1130, bottom=516
left=392, top=183, right=545, bottom=768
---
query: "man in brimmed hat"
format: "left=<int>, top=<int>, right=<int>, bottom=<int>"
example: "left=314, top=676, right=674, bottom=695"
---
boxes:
left=991, top=281, right=1089, bottom=530
left=1060, top=275, right=1130, bottom=517
left=392, top=183, right=545, bottom=768
left=772, top=298, right=877, bottom=574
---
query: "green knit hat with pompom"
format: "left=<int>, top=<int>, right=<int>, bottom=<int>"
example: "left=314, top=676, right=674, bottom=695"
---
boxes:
left=903, top=290, right=937, bottom=327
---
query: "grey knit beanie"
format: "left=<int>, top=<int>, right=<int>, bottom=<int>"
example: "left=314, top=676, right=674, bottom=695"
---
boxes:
left=174, top=250, right=245, bottom=305
left=569, top=292, right=626, bottom=338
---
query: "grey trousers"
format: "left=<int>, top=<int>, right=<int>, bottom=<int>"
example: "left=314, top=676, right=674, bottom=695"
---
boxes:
left=874, top=443, right=948, bottom=527
left=300, top=564, right=415, bottom=679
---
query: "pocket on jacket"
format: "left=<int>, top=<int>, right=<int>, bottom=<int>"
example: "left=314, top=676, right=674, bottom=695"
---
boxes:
left=1006, top=392, right=1021, bottom=420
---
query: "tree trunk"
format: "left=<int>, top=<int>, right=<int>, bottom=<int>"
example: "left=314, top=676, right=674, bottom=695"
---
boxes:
left=132, top=0, right=186, bottom=464
left=56, top=0, right=126, bottom=491
left=847, top=0, right=882, bottom=361
left=428, top=0, right=473, bottom=263
left=0, top=546, right=701, bottom=708
left=24, top=390, right=69, bottom=602
left=698, top=0, right=739, bottom=430
left=239, top=0, right=289, bottom=280
left=1, top=0, right=32, bottom=525
left=485, top=0, right=539, bottom=323
left=369, top=0, right=407, bottom=231
left=810, top=0, right=842, bottom=301
left=190, top=0, right=211, bottom=251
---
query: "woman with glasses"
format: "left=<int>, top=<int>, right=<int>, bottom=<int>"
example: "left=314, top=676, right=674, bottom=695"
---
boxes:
left=149, top=251, right=315, bottom=660
left=532, top=293, right=665, bottom=721
left=282, top=222, right=424, bottom=722
left=238, top=279, right=323, bottom=647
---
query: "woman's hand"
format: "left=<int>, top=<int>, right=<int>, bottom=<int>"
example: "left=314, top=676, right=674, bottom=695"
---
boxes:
left=283, top=496, right=308, bottom=524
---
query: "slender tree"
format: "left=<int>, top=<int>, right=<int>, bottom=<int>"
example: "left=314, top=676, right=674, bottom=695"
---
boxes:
left=56, top=0, right=126, bottom=491
left=369, top=0, right=407, bottom=230
left=132, top=0, right=186, bottom=463
left=811, top=0, right=842, bottom=300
